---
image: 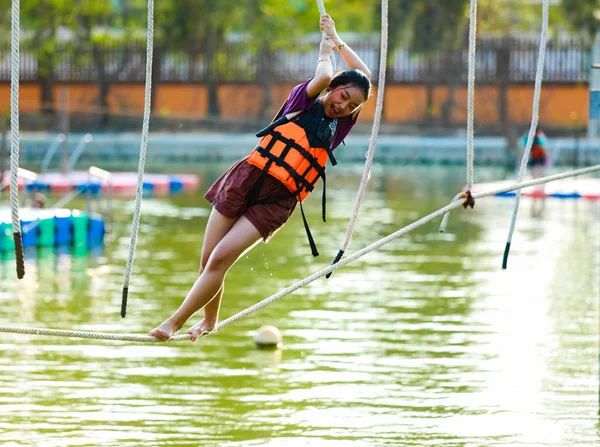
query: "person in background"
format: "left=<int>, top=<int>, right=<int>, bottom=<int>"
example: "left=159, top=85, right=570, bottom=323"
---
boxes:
left=31, top=192, right=46, bottom=208
left=520, top=127, right=550, bottom=181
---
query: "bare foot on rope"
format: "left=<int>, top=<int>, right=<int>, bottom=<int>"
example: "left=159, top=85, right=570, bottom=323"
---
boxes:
left=148, top=318, right=181, bottom=340
left=186, top=318, right=217, bottom=342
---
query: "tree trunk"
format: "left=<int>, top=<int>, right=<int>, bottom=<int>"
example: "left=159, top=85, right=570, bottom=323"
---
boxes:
left=496, top=40, right=511, bottom=134
left=259, top=43, right=273, bottom=119
left=440, top=50, right=460, bottom=127
left=151, top=48, right=162, bottom=113
left=38, top=50, right=55, bottom=116
left=92, top=44, right=111, bottom=128
left=204, top=27, right=221, bottom=117
left=0, top=119, right=7, bottom=184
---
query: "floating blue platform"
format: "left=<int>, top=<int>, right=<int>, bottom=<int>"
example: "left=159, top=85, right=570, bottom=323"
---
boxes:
left=0, top=208, right=105, bottom=252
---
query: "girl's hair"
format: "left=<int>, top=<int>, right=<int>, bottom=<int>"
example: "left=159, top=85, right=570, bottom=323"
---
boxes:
left=328, top=69, right=372, bottom=102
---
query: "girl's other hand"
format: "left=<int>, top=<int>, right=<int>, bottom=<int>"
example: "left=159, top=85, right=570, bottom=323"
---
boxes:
left=319, top=35, right=337, bottom=58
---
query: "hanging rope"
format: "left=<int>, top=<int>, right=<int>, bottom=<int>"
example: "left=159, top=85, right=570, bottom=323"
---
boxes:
left=2, top=162, right=599, bottom=343
left=326, top=0, right=388, bottom=278
left=121, top=0, right=154, bottom=318
left=10, top=0, right=24, bottom=279
left=315, top=0, right=336, bottom=70
left=439, top=0, right=478, bottom=233
left=502, top=0, right=549, bottom=269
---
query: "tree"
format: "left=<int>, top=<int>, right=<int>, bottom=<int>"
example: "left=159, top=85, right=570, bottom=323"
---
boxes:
left=153, top=0, right=248, bottom=117
left=72, top=1, right=133, bottom=125
left=561, top=0, right=600, bottom=37
left=18, top=0, right=76, bottom=116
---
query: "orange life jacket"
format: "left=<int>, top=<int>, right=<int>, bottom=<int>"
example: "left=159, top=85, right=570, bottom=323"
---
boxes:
left=247, top=101, right=338, bottom=257
left=531, top=144, right=547, bottom=162
left=247, top=101, right=337, bottom=203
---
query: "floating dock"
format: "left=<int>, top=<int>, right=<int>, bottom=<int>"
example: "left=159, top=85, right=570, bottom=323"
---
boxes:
left=0, top=208, right=105, bottom=252
left=1, top=171, right=200, bottom=196
left=472, top=178, right=600, bottom=199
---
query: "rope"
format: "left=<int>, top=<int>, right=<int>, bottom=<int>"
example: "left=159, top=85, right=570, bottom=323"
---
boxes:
left=439, top=0, right=478, bottom=233
left=315, top=0, right=336, bottom=69
left=121, top=0, right=154, bottom=318
left=10, top=0, right=24, bottom=279
left=503, top=0, right=549, bottom=269
left=2, top=162, right=598, bottom=343
left=326, top=0, right=388, bottom=278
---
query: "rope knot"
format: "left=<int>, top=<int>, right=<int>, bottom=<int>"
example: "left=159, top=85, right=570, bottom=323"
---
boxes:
left=461, top=190, right=475, bottom=209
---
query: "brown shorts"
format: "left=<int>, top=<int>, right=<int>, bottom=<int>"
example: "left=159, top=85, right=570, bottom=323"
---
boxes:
left=204, top=157, right=298, bottom=242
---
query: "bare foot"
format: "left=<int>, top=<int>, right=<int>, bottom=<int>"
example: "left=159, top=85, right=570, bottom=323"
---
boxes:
left=186, top=319, right=217, bottom=342
left=148, top=318, right=182, bottom=341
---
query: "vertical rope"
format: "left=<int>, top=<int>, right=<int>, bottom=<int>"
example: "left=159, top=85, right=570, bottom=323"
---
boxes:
left=121, top=0, right=154, bottom=317
left=502, top=0, right=548, bottom=269
left=326, top=0, right=388, bottom=278
left=439, top=0, right=478, bottom=232
left=465, top=0, right=477, bottom=191
left=10, top=0, right=24, bottom=279
left=315, top=0, right=336, bottom=70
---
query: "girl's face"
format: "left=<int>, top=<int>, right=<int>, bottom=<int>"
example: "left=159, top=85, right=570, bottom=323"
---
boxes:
left=321, top=85, right=366, bottom=118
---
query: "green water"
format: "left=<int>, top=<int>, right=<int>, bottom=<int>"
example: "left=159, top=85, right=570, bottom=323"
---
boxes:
left=0, top=165, right=599, bottom=447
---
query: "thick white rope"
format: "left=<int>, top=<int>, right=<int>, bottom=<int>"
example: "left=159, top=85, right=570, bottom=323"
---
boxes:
left=439, top=0, right=478, bottom=232
left=2, top=163, right=599, bottom=343
left=325, top=0, right=387, bottom=277
left=340, top=0, right=387, bottom=252
left=503, top=0, right=548, bottom=269
left=121, top=0, right=154, bottom=317
left=316, top=0, right=336, bottom=69
left=10, top=0, right=24, bottom=279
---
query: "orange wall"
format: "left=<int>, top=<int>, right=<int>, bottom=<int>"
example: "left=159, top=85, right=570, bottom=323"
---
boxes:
left=507, top=84, right=588, bottom=126
left=1, top=82, right=590, bottom=128
left=0, top=84, right=41, bottom=113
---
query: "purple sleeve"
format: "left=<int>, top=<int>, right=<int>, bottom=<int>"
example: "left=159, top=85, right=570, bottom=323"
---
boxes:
left=281, top=79, right=318, bottom=115
left=281, top=78, right=359, bottom=150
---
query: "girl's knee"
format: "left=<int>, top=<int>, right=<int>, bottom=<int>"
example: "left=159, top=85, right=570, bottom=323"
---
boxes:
left=205, top=248, right=234, bottom=273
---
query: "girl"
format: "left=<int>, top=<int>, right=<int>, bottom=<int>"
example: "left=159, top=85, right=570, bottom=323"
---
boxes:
left=149, top=14, right=372, bottom=341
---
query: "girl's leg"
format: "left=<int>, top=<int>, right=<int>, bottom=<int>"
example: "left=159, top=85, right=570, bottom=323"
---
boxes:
left=148, top=208, right=237, bottom=339
left=191, top=207, right=237, bottom=334
left=149, top=215, right=262, bottom=340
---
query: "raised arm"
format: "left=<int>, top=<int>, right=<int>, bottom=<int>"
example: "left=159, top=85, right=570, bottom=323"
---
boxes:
left=306, top=35, right=336, bottom=98
left=320, top=14, right=372, bottom=79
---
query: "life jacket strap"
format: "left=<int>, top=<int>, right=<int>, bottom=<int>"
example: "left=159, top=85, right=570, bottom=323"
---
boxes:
left=256, top=115, right=290, bottom=138
left=299, top=201, right=319, bottom=257
left=321, top=172, right=327, bottom=222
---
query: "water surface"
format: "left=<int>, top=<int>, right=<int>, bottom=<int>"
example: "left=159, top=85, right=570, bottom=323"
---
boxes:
left=0, top=165, right=598, bottom=446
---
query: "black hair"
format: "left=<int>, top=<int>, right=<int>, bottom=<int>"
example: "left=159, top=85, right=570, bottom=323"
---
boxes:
left=328, top=69, right=372, bottom=103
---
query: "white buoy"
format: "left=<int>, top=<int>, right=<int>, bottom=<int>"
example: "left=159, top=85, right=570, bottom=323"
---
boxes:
left=254, top=325, right=283, bottom=349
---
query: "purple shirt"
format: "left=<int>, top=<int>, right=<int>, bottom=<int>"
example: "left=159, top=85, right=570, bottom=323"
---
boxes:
left=279, top=78, right=359, bottom=151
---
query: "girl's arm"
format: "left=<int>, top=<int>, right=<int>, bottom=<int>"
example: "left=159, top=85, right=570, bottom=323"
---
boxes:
left=320, top=14, right=372, bottom=79
left=306, top=35, right=336, bottom=98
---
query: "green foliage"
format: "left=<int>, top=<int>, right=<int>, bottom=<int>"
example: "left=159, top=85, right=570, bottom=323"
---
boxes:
left=561, top=0, right=600, bottom=37
left=1, top=0, right=595, bottom=75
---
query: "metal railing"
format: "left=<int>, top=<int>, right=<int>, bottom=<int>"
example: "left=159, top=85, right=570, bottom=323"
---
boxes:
left=0, top=36, right=592, bottom=84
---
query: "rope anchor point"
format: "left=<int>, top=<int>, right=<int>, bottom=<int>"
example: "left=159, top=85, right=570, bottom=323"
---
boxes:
left=461, top=190, right=475, bottom=209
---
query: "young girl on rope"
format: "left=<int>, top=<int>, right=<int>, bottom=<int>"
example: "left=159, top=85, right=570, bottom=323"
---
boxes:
left=149, top=14, right=372, bottom=341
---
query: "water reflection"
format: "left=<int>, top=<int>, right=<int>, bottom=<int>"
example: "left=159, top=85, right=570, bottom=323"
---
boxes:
left=0, top=166, right=598, bottom=446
